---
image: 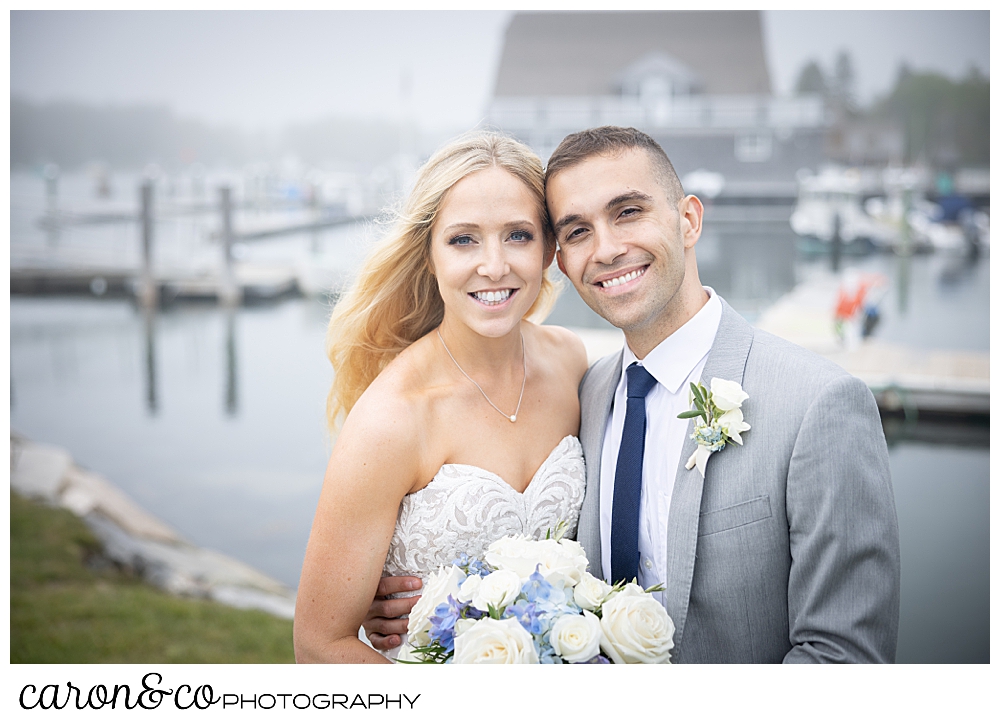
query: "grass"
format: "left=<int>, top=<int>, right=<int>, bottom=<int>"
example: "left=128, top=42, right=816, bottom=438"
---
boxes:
left=10, top=491, right=295, bottom=663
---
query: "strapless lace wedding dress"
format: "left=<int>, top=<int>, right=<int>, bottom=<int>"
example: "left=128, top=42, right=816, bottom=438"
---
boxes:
left=378, top=435, right=586, bottom=659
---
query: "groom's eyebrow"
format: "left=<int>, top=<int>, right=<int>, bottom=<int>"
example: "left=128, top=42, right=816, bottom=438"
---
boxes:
left=552, top=213, right=583, bottom=238
left=607, top=191, right=654, bottom=209
left=553, top=191, right=655, bottom=237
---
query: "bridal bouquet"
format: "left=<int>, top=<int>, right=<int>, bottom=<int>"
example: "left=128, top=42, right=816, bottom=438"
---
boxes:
left=398, top=525, right=674, bottom=664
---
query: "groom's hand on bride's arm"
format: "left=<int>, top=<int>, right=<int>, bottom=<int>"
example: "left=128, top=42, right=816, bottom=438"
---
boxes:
left=363, top=576, right=422, bottom=651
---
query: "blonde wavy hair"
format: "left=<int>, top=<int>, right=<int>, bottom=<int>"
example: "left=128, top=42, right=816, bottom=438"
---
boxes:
left=325, top=131, right=559, bottom=431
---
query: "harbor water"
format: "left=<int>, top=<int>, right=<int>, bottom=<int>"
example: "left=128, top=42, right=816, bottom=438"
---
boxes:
left=9, top=171, right=989, bottom=663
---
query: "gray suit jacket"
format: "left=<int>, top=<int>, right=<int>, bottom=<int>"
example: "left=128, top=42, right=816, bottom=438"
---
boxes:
left=576, top=299, right=900, bottom=663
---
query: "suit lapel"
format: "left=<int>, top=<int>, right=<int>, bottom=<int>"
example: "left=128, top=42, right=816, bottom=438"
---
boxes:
left=666, top=298, right=755, bottom=661
left=577, top=350, right=622, bottom=582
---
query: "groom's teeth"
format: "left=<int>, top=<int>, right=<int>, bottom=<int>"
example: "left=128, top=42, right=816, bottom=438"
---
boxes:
left=472, top=289, right=512, bottom=305
left=600, top=268, right=645, bottom=288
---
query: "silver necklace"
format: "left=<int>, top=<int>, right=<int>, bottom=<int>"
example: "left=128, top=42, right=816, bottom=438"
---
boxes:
left=436, top=328, right=526, bottom=423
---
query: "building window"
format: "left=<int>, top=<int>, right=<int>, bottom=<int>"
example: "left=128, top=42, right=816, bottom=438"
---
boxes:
left=735, top=132, right=772, bottom=162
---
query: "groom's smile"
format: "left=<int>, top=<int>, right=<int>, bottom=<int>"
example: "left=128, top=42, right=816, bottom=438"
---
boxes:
left=547, top=148, right=706, bottom=356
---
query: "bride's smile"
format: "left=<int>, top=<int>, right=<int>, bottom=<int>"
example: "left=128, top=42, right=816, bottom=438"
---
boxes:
left=430, top=166, right=548, bottom=340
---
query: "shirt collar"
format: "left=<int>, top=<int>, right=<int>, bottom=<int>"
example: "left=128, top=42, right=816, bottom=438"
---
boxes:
left=621, top=287, right=723, bottom=394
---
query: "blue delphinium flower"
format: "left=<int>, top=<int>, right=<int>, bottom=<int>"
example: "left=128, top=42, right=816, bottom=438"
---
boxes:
left=505, top=600, right=545, bottom=636
left=520, top=568, right=555, bottom=603
left=452, top=553, right=494, bottom=578
left=427, top=595, right=462, bottom=653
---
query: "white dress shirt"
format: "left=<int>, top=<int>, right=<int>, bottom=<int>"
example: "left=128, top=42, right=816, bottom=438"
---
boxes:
left=599, top=288, right=722, bottom=604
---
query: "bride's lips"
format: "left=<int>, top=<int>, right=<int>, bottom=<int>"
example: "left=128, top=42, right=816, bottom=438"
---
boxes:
left=592, top=265, right=649, bottom=293
left=468, top=287, right=518, bottom=308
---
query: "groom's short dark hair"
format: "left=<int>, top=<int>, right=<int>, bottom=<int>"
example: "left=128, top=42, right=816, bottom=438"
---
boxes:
left=545, top=126, right=684, bottom=203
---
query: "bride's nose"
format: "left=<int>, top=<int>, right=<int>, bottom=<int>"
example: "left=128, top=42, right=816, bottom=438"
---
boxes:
left=477, top=241, right=510, bottom=281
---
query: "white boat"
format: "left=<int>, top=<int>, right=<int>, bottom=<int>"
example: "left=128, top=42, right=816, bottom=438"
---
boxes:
left=789, top=168, right=894, bottom=249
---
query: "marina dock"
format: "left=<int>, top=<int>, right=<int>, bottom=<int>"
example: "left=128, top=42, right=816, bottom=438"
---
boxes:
left=752, top=274, right=986, bottom=416
left=571, top=272, right=988, bottom=418
left=11, top=262, right=301, bottom=303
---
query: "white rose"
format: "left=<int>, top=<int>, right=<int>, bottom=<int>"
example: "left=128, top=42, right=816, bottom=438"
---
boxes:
left=573, top=572, right=613, bottom=611
left=717, top=407, right=751, bottom=445
left=710, top=378, right=749, bottom=412
left=486, top=536, right=589, bottom=588
left=550, top=610, right=602, bottom=663
left=484, top=536, right=539, bottom=580
left=405, top=565, right=463, bottom=647
left=454, top=618, right=476, bottom=637
left=613, top=582, right=649, bottom=599
left=472, top=570, right=522, bottom=611
left=533, top=538, right=589, bottom=588
left=452, top=617, right=539, bottom=664
left=456, top=574, right=481, bottom=604
left=599, top=586, right=675, bottom=664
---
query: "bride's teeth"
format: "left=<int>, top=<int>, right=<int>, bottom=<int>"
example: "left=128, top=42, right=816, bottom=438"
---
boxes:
left=473, top=289, right=512, bottom=305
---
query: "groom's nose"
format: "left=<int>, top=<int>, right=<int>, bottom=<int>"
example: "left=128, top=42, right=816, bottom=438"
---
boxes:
left=592, top=224, right=628, bottom=266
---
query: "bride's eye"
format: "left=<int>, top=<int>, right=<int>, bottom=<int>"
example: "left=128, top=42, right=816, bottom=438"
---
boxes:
left=449, top=234, right=475, bottom=246
left=508, top=230, right=534, bottom=243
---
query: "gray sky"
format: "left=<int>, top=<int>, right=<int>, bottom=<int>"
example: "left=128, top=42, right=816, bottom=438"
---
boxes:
left=11, top=10, right=990, bottom=134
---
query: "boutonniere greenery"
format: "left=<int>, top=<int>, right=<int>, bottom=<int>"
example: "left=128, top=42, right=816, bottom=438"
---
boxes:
left=678, top=378, right=751, bottom=477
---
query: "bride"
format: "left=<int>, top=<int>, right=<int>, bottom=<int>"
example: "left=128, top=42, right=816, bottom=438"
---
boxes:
left=293, top=132, right=589, bottom=663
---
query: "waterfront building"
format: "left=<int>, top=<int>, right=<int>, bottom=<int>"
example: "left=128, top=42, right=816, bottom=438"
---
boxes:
left=486, top=11, right=831, bottom=199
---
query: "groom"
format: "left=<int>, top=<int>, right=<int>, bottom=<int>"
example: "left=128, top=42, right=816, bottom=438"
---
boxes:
left=365, top=127, right=901, bottom=663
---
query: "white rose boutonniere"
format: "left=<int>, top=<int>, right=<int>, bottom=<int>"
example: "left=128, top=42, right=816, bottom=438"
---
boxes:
left=679, top=377, right=751, bottom=477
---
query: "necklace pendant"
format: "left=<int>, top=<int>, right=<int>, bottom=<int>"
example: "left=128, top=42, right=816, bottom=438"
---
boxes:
left=510, top=415, right=517, bottom=422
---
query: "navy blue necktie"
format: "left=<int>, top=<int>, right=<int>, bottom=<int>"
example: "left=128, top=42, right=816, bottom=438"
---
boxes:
left=611, top=363, right=658, bottom=585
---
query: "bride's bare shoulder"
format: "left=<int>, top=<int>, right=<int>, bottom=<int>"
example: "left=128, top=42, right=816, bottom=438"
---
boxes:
left=526, top=322, right=589, bottom=383
left=333, top=334, right=444, bottom=475
left=348, top=332, right=441, bottom=420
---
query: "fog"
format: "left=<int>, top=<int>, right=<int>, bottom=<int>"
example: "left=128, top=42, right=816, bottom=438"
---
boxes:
left=12, top=10, right=990, bottom=135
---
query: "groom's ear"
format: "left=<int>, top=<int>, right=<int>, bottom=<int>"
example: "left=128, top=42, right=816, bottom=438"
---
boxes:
left=556, top=247, right=568, bottom=276
left=679, top=195, right=704, bottom=249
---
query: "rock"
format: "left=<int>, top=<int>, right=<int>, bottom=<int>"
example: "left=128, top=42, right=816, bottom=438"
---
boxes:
left=10, top=437, right=72, bottom=500
left=60, top=467, right=183, bottom=544
left=13, top=432, right=297, bottom=620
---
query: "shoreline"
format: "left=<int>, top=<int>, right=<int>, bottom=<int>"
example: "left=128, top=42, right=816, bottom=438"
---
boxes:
left=9, top=431, right=297, bottom=620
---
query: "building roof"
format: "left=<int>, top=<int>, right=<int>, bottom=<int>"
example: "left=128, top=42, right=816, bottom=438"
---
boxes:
left=493, top=11, right=772, bottom=98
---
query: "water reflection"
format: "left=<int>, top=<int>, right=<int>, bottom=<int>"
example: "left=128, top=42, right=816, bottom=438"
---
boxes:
left=143, top=306, right=158, bottom=414
left=224, top=306, right=239, bottom=417
left=896, top=251, right=911, bottom=314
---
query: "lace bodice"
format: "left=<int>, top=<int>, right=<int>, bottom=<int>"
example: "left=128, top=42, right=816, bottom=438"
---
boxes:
left=382, top=435, right=586, bottom=582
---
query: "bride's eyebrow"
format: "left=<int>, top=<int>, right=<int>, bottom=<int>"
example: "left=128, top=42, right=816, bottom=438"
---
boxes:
left=440, top=220, right=537, bottom=234
left=440, top=223, right=481, bottom=234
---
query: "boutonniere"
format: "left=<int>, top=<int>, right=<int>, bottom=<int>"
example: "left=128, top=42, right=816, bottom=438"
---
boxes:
left=678, top=378, right=751, bottom=477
